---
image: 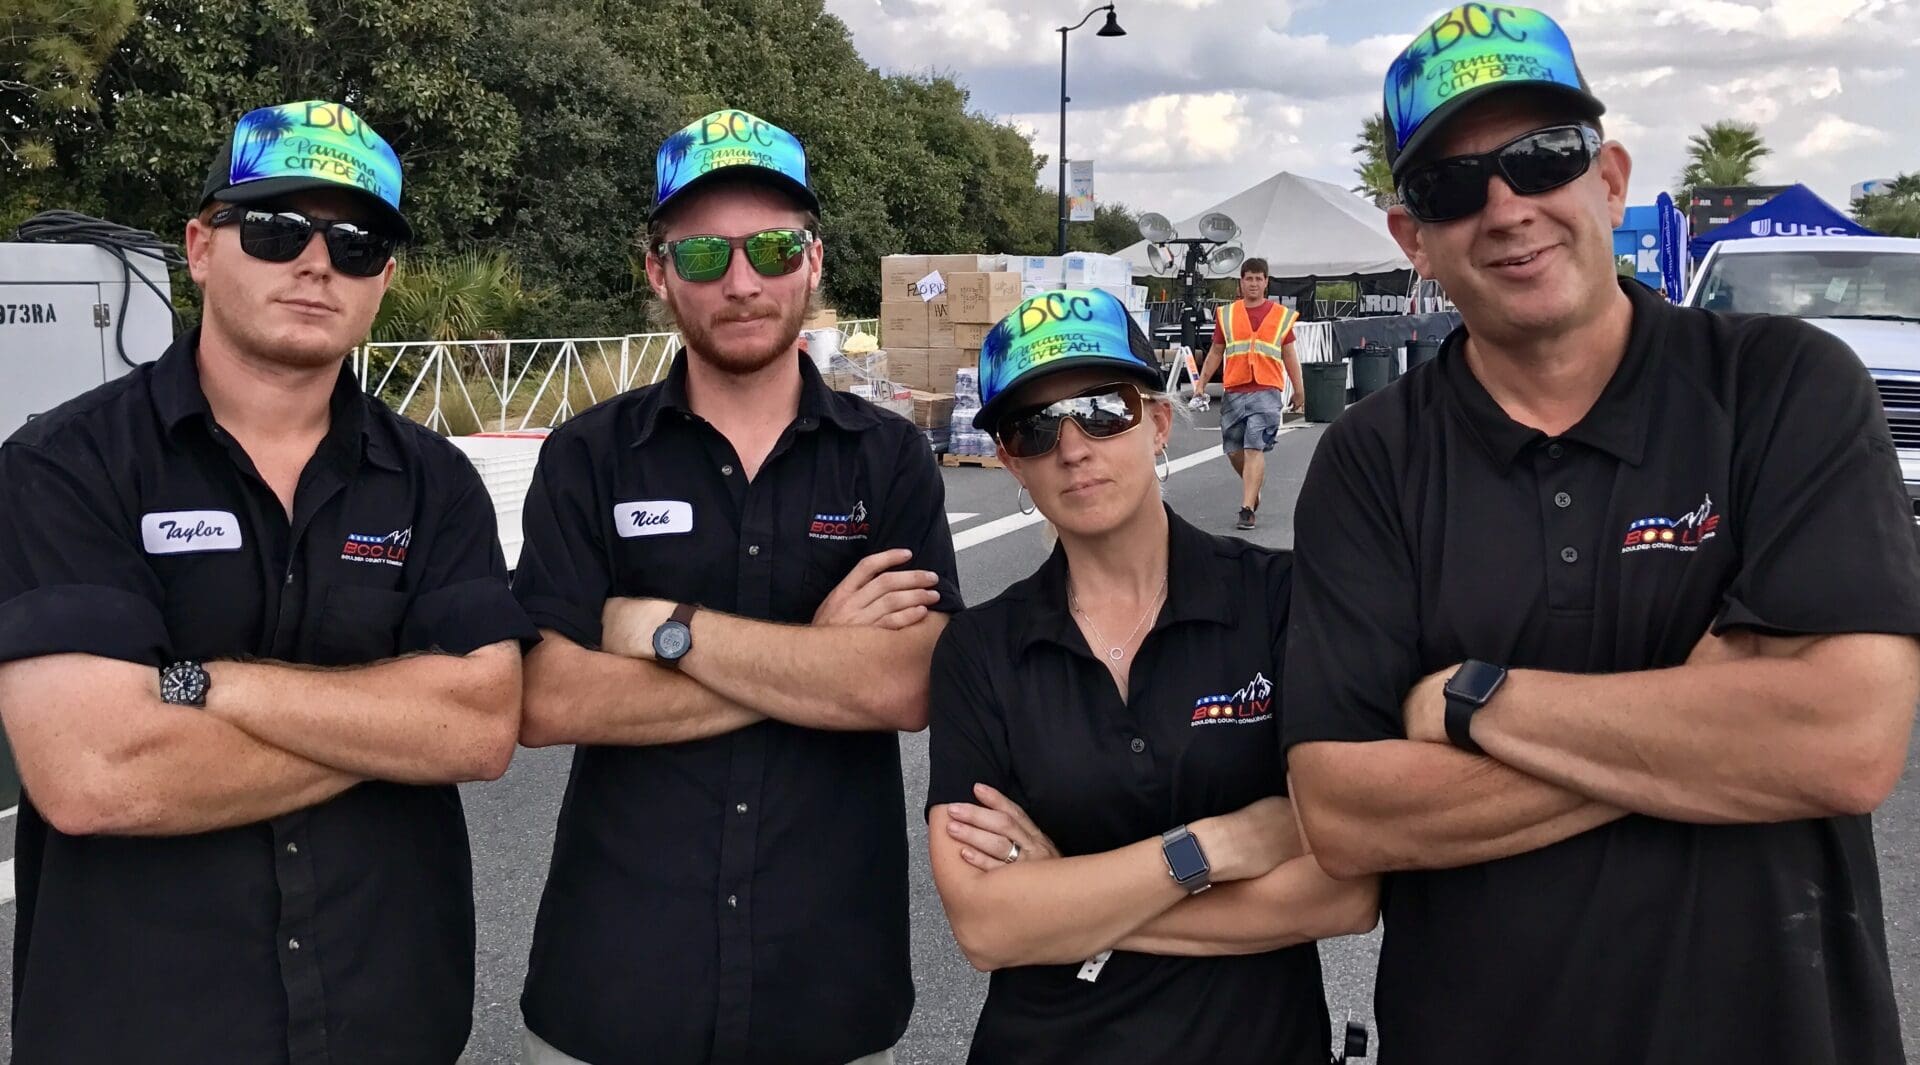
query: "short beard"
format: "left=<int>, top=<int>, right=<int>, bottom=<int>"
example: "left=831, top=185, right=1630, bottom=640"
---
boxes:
left=667, top=288, right=807, bottom=377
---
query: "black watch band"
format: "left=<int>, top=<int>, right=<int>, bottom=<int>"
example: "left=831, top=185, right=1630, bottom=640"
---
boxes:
left=1441, top=659, right=1507, bottom=756
left=1443, top=693, right=1486, bottom=755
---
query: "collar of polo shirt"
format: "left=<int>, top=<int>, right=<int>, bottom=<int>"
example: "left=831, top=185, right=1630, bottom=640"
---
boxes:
left=151, top=327, right=403, bottom=472
left=626, top=348, right=879, bottom=450
left=1010, top=506, right=1235, bottom=658
left=1443, top=280, right=1665, bottom=469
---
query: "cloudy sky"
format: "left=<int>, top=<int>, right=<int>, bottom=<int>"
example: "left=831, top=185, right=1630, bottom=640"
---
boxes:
left=823, top=0, right=1918, bottom=224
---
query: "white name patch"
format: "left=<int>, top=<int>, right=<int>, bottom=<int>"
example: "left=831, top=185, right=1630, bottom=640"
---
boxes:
left=141, top=510, right=243, bottom=555
left=614, top=500, right=694, bottom=538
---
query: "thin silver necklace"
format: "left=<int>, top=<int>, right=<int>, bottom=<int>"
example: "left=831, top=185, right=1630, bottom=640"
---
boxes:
left=1068, top=577, right=1167, bottom=663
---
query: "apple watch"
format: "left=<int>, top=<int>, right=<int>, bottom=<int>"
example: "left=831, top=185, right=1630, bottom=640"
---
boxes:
left=1160, top=824, right=1212, bottom=894
left=1442, top=659, right=1508, bottom=755
left=652, top=603, right=697, bottom=667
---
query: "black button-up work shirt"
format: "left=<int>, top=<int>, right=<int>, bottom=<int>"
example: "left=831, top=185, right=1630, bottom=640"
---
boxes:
left=0, top=330, right=535, bottom=1065
left=512, top=352, right=962, bottom=1065
left=926, top=509, right=1330, bottom=1065
left=1285, top=281, right=1920, bottom=1065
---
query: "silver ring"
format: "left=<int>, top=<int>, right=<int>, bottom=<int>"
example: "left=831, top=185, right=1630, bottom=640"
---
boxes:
left=1004, top=841, right=1021, bottom=864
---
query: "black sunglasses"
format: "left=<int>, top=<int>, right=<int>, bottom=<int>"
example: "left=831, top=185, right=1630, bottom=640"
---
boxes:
left=1398, top=125, right=1603, bottom=224
left=654, top=228, right=815, bottom=283
left=209, top=205, right=397, bottom=278
left=995, top=383, right=1147, bottom=459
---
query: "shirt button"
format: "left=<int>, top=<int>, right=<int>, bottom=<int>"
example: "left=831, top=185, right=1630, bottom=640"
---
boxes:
left=722, top=464, right=735, bottom=476
left=1547, top=443, right=1566, bottom=459
left=1554, top=491, right=1572, bottom=509
left=284, top=571, right=294, bottom=586
left=747, top=545, right=760, bottom=557
left=727, top=894, right=738, bottom=909
left=735, top=802, right=749, bottom=814
left=1129, top=737, right=1146, bottom=754
left=1560, top=546, right=1580, bottom=564
left=287, top=938, right=301, bottom=951
left=286, top=842, right=298, bottom=855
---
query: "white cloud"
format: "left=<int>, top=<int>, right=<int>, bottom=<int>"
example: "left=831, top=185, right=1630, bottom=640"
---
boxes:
left=1794, top=115, right=1889, bottom=158
left=825, top=0, right=1920, bottom=217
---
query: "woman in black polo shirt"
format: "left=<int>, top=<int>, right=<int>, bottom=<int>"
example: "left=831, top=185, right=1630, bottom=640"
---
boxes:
left=925, top=289, right=1377, bottom=1065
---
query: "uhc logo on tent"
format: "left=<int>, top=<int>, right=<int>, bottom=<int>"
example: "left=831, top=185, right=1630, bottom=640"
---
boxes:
left=1750, top=218, right=1852, bottom=238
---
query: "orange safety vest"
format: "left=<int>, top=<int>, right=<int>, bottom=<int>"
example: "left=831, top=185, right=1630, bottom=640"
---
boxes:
left=1219, top=299, right=1298, bottom=391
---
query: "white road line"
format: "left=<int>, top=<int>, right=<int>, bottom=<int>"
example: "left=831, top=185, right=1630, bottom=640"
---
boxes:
left=945, top=512, right=979, bottom=526
left=0, top=804, right=14, bottom=820
left=952, top=437, right=1292, bottom=553
left=0, top=859, right=13, bottom=905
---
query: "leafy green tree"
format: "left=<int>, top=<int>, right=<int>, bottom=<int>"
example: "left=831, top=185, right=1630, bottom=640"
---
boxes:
left=8, top=0, right=518, bottom=250
left=1675, top=120, right=1771, bottom=204
left=1351, top=114, right=1397, bottom=208
left=0, top=0, right=136, bottom=226
left=1853, top=173, right=1920, bottom=238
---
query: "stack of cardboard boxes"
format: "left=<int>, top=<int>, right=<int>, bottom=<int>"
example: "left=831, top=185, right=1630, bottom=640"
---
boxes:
left=879, top=251, right=1149, bottom=451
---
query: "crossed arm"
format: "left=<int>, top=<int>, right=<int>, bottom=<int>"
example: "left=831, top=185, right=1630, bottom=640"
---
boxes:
left=1290, top=629, right=1920, bottom=879
left=929, top=785, right=1378, bottom=971
left=520, top=549, right=948, bottom=748
left=0, top=642, right=522, bottom=837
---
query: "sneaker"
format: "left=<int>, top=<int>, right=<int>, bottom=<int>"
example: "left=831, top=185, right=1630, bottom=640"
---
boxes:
left=1236, top=507, right=1256, bottom=530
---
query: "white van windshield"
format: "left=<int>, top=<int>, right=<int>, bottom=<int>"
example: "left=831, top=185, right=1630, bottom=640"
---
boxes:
left=1693, top=250, right=1920, bottom=321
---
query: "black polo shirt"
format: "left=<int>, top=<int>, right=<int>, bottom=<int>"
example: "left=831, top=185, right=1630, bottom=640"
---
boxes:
left=925, top=509, right=1330, bottom=1065
left=1284, top=280, right=1920, bottom=1065
left=0, top=328, right=536, bottom=1065
left=512, top=350, right=962, bottom=1065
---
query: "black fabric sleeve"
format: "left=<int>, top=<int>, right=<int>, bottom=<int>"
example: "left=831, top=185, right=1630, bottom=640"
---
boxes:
left=511, top=427, right=613, bottom=648
left=1719, top=321, right=1920, bottom=636
left=923, top=617, right=1012, bottom=816
left=1282, top=417, right=1423, bottom=749
left=873, top=425, right=963, bottom=613
left=0, top=442, right=173, bottom=667
left=401, top=446, right=539, bottom=655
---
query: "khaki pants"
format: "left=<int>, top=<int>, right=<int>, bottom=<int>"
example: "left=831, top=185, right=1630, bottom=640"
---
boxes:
left=520, top=1027, right=896, bottom=1065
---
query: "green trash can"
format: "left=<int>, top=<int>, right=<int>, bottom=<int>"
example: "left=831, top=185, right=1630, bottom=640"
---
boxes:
left=1304, top=360, right=1347, bottom=423
left=1350, top=345, right=1391, bottom=399
left=1406, top=334, right=1443, bottom=370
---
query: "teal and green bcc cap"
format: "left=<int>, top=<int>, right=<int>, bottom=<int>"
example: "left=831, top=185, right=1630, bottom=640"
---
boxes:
left=1383, top=5, right=1604, bottom=178
left=199, top=100, right=410, bottom=241
left=974, top=288, right=1163, bottom=431
left=653, top=108, right=820, bottom=219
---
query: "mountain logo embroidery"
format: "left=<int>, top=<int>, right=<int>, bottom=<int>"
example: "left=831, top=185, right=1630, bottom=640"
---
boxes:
left=810, top=500, right=871, bottom=542
left=341, top=527, right=411, bottom=566
left=1190, top=671, right=1275, bottom=727
left=1621, top=494, right=1722, bottom=554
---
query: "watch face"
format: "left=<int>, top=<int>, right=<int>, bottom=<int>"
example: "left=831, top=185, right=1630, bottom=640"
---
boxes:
left=160, top=663, right=208, bottom=707
left=654, top=622, right=692, bottom=661
left=1164, top=832, right=1209, bottom=883
left=1446, top=659, right=1506, bottom=704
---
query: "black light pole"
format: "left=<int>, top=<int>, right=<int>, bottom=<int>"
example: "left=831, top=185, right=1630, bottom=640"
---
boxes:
left=1057, top=4, right=1125, bottom=255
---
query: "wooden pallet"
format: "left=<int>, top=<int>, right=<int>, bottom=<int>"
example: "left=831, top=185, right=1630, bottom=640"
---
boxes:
left=941, top=453, right=1004, bottom=470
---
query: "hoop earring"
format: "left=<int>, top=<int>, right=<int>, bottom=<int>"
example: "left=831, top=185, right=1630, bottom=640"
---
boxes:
left=1016, top=485, right=1036, bottom=516
left=1156, top=448, right=1171, bottom=485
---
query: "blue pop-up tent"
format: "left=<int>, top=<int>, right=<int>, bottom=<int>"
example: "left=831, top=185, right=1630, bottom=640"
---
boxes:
left=1688, top=183, right=1878, bottom=259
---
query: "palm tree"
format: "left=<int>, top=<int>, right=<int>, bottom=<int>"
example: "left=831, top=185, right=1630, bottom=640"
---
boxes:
left=1674, top=120, right=1771, bottom=205
left=1854, top=172, right=1920, bottom=238
left=1351, top=114, right=1398, bottom=208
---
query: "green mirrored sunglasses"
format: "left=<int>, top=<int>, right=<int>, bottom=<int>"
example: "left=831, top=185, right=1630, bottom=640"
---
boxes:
left=656, top=228, right=815, bottom=283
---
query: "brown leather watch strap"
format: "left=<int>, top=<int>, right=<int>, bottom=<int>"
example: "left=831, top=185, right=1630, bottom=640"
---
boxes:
left=670, top=602, right=697, bottom=627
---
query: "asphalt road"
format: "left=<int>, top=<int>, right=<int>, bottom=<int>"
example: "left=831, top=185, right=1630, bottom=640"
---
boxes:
left=0, top=406, right=1916, bottom=1063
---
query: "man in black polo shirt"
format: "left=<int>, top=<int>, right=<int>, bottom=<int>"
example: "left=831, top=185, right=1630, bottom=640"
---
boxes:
left=0, top=101, right=535, bottom=1064
left=1284, top=8, right=1920, bottom=1065
left=511, top=108, right=961, bottom=1065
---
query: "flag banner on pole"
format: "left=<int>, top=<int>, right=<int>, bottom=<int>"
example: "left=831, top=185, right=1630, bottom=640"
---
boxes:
left=1068, top=160, right=1096, bottom=222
